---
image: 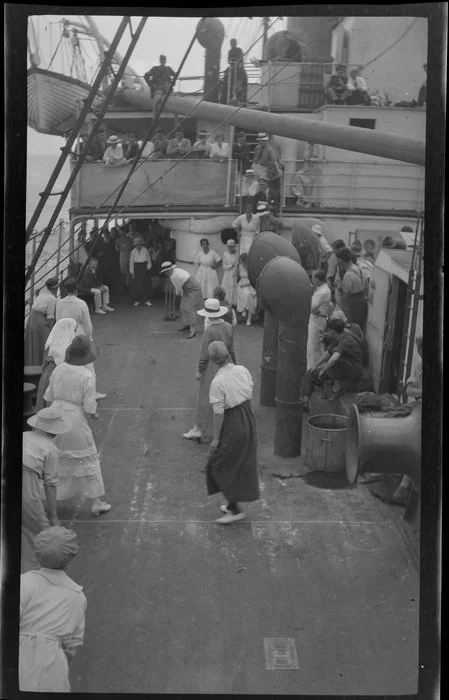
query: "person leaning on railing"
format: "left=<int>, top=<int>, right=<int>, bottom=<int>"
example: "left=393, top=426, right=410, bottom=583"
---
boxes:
left=102, top=135, right=127, bottom=167
left=326, top=64, right=351, bottom=105
left=166, top=129, right=192, bottom=158
left=192, top=130, right=212, bottom=159
left=209, top=134, right=230, bottom=162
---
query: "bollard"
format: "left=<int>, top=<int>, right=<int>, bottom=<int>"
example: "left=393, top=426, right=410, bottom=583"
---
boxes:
left=259, top=310, right=278, bottom=406
left=247, top=232, right=301, bottom=406
left=258, top=256, right=312, bottom=457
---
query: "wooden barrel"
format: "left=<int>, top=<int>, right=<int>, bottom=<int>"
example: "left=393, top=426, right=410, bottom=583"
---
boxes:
left=304, top=414, right=348, bottom=472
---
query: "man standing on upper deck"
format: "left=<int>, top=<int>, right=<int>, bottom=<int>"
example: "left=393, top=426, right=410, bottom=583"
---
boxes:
left=166, top=129, right=192, bottom=158
left=144, top=55, right=176, bottom=119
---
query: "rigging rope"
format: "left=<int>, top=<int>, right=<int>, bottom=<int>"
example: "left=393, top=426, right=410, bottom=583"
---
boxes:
left=26, top=17, right=284, bottom=292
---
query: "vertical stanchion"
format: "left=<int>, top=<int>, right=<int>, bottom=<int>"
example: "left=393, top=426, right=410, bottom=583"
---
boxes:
left=29, top=237, right=37, bottom=308
left=56, top=220, right=63, bottom=278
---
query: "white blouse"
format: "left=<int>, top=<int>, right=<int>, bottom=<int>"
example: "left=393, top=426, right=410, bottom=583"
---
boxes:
left=194, top=250, right=221, bottom=268
left=232, top=214, right=260, bottom=235
left=210, top=142, right=230, bottom=159
left=169, top=267, right=190, bottom=295
left=209, top=363, right=254, bottom=415
left=129, top=246, right=152, bottom=273
left=32, top=289, right=56, bottom=318
left=44, top=363, right=97, bottom=414
left=22, top=431, right=59, bottom=486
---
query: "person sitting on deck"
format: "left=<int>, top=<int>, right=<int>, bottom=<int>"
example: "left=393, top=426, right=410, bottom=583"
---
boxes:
left=326, top=64, right=351, bottom=105
left=102, top=135, right=126, bottom=167
left=274, top=30, right=303, bottom=62
left=78, top=258, right=114, bottom=316
left=144, top=54, right=176, bottom=118
left=192, top=130, right=212, bottom=159
left=303, top=317, right=363, bottom=409
left=166, top=130, right=192, bottom=158
left=209, top=133, right=230, bottom=161
left=346, top=67, right=371, bottom=105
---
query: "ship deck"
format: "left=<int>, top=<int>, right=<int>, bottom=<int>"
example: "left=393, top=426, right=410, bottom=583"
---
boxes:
left=62, top=296, right=419, bottom=694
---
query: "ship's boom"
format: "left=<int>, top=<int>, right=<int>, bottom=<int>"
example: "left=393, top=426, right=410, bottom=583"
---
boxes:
left=122, top=88, right=425, bottom=166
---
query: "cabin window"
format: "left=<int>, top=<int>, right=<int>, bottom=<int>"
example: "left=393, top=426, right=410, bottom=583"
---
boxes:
left=349, top=118, right=376, bottom=130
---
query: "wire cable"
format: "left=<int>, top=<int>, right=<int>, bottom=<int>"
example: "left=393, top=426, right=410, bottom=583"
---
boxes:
left=362, top=18, right=419, bottom=70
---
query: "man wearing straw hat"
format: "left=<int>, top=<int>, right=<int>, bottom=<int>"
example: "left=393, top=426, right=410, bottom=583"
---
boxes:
left=161, top=261, right=204, bottom=339
left=22, top=407, right=71, bottom=572
left=129, top=236, right=153, bottom=307
left=102, top=134, right=126, bottom=167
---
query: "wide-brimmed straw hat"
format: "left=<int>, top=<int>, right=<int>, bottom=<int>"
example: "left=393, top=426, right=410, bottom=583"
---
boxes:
left=257, top=203, right=268, bottom=212
left=160, top=261, right=176, bottom=273
left=65, top=335, right=97, bottom=366
left=27, top=406, right=71, bottom=434
left=197, top=298, right=228, bottom=318
left=226, top=239, right=236, bottom=246
left=107, top=135, right=120, bottom=144
left=256, top=132, right=269, bottom=141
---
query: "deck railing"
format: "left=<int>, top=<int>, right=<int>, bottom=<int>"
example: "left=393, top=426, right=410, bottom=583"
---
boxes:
left=25, top=219, right=73, bottom=322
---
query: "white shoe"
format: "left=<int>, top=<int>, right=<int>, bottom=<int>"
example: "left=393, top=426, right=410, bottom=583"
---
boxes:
left=133, top=302, right=140, bottom=307
left=246, top=319, right=252, bottom=326
left=215, top=512, right=246, bottom=524
left=96, top=392, right=107, bottom=400
left=144, top=301, right=152, bottom=307
left=182, top=428, right=202, bottom=440
left=95, top=309, right=107, bottom=315
left=103, top=305, right=114, bottom=312
left=92, top=502, right=111, bottom=516
left=220, top=504, right=233, bottom=514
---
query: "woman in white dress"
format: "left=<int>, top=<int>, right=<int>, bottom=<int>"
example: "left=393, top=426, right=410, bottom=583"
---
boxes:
left=221, top=239, right=238, bottom=307
left=307, top=269, right=334, bottom=370
left=35, top=318, right=78, bottom=412
left=232, top=201, right=261, bottom=255
left=194, top=238, right=221, bottom=298
left=236, top=253, right=257, bottom=326
left=44, top=335, right=111, bottom=516
left=20, top=526, right=86, bottom=692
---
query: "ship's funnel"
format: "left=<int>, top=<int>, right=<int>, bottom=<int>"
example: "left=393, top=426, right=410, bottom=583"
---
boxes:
left=247, top=231, right=301, bottom=288
left=196, top=18, right=225, bottom=103
left=257, top=255, right=312, bottom=326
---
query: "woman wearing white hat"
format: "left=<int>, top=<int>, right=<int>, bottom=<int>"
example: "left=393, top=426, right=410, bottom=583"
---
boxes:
left=102, top=135, right=126, bottom=167
left=22, top=407, right=71, bottom=572
left=161, top=261, right=204, bottom=339
left=35, top=318, right=78, bottom=412
left=44, top=335, right=111, bottom=516
left=182, top=299, right=236, bottom=442
left=221, top=239, right=238, bottom=307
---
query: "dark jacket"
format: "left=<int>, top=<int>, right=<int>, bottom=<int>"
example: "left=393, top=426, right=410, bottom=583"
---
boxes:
left=79, top=266, right=103, bottom=292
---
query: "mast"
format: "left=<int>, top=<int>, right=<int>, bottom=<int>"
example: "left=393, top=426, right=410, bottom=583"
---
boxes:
left=262, top=17, right=270, bottom=59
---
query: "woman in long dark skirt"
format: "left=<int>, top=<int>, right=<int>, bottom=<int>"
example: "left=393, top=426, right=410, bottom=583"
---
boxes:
left=129, top=236, right=152, bottom=307
left=205, top=341, right=260, bottom=524
left=35, top=318, right=77, bottom=412
left=24, top=277, right=59, bottom=366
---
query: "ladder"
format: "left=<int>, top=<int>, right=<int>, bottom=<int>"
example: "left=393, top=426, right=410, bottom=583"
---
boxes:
left=398, top=213, right=424, bottom=402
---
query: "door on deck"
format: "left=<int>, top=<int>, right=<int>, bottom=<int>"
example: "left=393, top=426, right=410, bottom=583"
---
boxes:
left=379, top=276, right=408, bottom=394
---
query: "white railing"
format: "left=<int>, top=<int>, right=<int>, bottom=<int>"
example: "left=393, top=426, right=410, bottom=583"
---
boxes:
left=280, top=160, right=425, bottom=212
left=25, top=219, right=73, bottom=321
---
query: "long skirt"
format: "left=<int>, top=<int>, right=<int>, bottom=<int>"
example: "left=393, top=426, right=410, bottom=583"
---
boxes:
left=180, top=278, right=204, bottom=329
left=132, top=262, right=150, bottom=302
left=195, top=361, right=219, bottom=438
left=19, top=634, right=70, bottom=692
left=237, top=285, right=257, bottom=315
left=35, top=355, right=56, bottom=412
left=221, top=269, right=238, bottom=307
left=195, top=265, right=220, bottom=299
left=24, top=311, right=50, bottom=367
left=51, top=400, right=105, bottom=500
left=307, top=315, right=327, bottom=371
left=340, top=291, right=367, bottom=329
left=206, top=400, right=259, bottom=503
left=21, top=468, right=50, bottom=572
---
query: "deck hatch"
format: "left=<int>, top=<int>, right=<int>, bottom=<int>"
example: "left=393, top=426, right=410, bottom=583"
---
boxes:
left=264, top=638, right=299, bottom=670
